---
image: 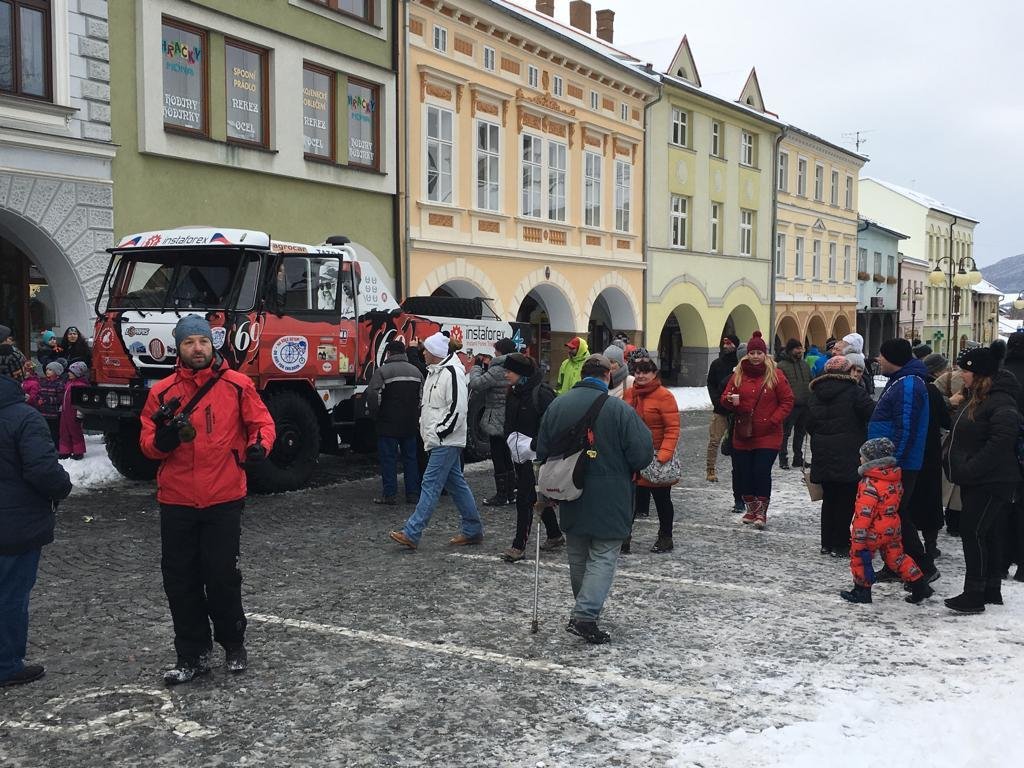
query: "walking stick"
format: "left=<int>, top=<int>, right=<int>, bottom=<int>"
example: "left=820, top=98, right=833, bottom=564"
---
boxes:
left=531, top=461, right=544, bottom=634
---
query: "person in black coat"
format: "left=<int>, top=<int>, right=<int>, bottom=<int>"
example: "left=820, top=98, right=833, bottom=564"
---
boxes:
left=0, top=374, right=73, bottom=687
left=912, top=354, right=952, bottom=562
left=501, top=353, right=562, bottom=561
left=805, top=355, right=875, bottom=556
left=59, top=326, right=91, bottom=368
left=998, top=334, right=1024, bottom=580
left=944, top=343, right=1021, bottom=613
left=366, top=341, right=424, bottom=504
left=705, top=334, right=739, bottom=488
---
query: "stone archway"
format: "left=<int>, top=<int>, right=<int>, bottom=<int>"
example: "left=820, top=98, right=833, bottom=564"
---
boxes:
left=806, top=315, right=828, bottom=348
left=656, top=302, right=709, bottom=386
left=588, top=286, right=639, bottom=354
left=722, top=303, right=759, bottom=343
left=414, top=258, right=507, bottom=320
left=776, top=315, right=801, bottom=350
left=510, top=267, right=584, bottom=332
left=832, top=313, right=852, bottom=339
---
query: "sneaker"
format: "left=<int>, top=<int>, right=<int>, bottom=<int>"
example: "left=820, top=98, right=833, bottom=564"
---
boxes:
left=225, top=645, right=248, bottom=673
left=0, top=664, right=45, bottom=688
left=163, top=654, right=211, bottom=685
left=944, top=591, right=985, bottom=614
left=706, top=469, right=718, bottom=483
left=483, top=493, right=510, bottom=507
left=405, top=494, right=419, bottom=504
left=566, top=618, right=611, bottom=644
left=539, top=536, right=565, bottom=551
left=501, top=547, right=525, bottom=562
left=372, top=496, right=398, bottom=506
left=840, top=585, right=873, bottom=603
left=650, top=536, right=673, bottom=553
left=778, top=457, right=790, bottom=470
left=905, top=579, right=934, bottom=604
left=448, top=533, right=484, bottom=546
left=388, top=530, right=417, bottom=550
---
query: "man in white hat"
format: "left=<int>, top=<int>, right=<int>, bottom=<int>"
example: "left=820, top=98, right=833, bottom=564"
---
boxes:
left=389, top=332, right=483, bottom=550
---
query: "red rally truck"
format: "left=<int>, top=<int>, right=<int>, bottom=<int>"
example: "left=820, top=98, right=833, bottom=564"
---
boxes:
left=73, top=227, right=524, bottom=492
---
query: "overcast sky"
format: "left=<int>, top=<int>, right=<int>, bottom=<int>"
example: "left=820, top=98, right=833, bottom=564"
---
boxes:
left=509, top=0, right=1024, bottom=266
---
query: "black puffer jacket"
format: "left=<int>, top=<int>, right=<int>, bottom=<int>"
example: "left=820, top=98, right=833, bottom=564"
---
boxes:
left=946, top=369, right=1021, bottom=487
left=707, top=346, right=738, bottom=416
left=1001, top=342, right=1024, bottom=414
left=504, top=373, right=555, bottom=445
left=365, top=353, right=424, bottom=437
left=0, top=375, right=72, bottom=555
left=806, top=373, right=876, bottom=483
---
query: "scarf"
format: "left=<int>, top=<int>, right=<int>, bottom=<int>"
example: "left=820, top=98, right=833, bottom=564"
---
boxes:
left=740, top=359, right=766, bottom=378
left=610, top=364, right=628, bottom=389
left=580, top=376, right=609, bottom=392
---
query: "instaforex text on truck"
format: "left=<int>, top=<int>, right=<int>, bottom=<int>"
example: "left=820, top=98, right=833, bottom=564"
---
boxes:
left=74, top=227, right=527, bottom=493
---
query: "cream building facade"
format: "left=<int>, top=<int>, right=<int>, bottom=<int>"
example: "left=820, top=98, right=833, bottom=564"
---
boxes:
left=859, top=178, right=980, bottom=358
left=646, top=40, right=783, bottom=385
left=774, top=128, right=866, bottom=352
left=897, top=254, right=929, bottom=344
left=400, top=0, right=658, bottom=374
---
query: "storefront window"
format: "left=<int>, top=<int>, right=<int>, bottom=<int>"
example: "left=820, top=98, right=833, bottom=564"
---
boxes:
left=161, top=18, right=206, bottom=134
left=225, top=40, right=267, bottom=147
left=303, top=64, right=334, bottom=161
left=346, top=79, right=378, bottom=169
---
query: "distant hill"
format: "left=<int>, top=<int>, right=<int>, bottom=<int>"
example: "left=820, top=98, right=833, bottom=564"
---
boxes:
left=982, top=254, right=1024, bottom=293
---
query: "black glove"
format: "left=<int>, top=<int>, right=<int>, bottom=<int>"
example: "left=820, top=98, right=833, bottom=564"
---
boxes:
left=245, top=442, right=267, bottom=464
left=154, top=422, right=183, bottom=453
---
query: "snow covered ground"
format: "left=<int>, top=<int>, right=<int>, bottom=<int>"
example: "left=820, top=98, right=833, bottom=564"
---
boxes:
left=668, top=386, right=713, bottom=411
left=61, top=434, right=126, bottom=491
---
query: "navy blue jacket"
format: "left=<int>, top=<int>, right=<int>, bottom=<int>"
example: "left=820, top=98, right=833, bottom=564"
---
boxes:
left=0, top=375, right=72, bottom=555
left=867, top=358, right=930, bottom=471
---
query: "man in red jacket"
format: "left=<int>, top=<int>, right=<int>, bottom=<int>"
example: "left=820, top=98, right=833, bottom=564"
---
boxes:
left=140, top=315, right=276, bottom=684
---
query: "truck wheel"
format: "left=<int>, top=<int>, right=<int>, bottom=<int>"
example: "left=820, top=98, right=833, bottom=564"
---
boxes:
left=463, top=393, right=491, bottom=463
left=248, top=390, right=320, bottom=493
left=104, top=425, right=159, bottom=481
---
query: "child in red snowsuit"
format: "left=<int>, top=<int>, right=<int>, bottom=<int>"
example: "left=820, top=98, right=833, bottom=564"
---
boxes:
left=840, top=437, right=934, bottom=604
left=59, top=361, right=88, bottom=459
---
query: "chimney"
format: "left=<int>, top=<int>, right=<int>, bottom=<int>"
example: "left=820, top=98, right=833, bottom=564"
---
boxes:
left=568, top=0, right=592, bottom=34
left=595, top=9, right=614, bottom=43
left=535, top=0, right=554, bottom=16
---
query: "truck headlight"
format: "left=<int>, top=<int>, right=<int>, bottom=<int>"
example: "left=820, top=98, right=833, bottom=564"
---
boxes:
left=105, top=391, right=120, bottom=409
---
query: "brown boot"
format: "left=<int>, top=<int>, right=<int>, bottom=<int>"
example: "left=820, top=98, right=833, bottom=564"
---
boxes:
left=449, top=532, right=484, bottom=546
left=706, top=468, right=718, bottom=482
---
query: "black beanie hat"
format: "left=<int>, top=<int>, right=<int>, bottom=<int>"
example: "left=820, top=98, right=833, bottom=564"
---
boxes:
left=494, top=337, right=517, bottom=356
left=959, top=341, right=1005, bottom=377
left=912, top=343, right=932, bottom=360
left=785, top=338, right=802, bottom=352
left=504, top=353, right=535, bottom=377
left=879, top=338, right=913, bottom=367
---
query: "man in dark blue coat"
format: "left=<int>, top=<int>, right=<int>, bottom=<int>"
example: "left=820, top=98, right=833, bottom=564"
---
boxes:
left=0, top=374, right=72, bottom=687
left=868, top=338, right=936, bottom=581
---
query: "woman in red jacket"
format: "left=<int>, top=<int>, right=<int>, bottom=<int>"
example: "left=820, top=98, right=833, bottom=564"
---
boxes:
left=721, top=331, right=794, bottom=530
left=624, top=349, right=681, bottom=553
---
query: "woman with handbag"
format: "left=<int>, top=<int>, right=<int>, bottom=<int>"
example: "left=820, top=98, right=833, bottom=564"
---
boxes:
left=805, top=355, right=876, bottom=556
left=721, top=332, right=794, bottom=530
left=623, top=348, right=681, bottom=553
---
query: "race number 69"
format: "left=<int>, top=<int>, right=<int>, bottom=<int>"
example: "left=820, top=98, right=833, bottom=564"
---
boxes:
left=234, top=320, right=261, bottom=351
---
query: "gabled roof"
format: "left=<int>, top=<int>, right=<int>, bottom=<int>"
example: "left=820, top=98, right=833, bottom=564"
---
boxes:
left=666, top=36, right=700, bottom=87
left=786, top=125, right=868, bottom=164
left=972, top=278, right=1003, bottom=297
left=862, top=178, right=978, bottom=223
left=738, top=68, right=766, bottom=113
left=859, top=217, right=910, bottom=241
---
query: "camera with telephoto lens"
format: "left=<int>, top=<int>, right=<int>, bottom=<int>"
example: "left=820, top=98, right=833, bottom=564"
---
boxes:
left=153, top=396, right=197, bottom=442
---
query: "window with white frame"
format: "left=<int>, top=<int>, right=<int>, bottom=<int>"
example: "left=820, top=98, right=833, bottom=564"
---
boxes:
left=740, top=209, right=754, bottom=256
left=845, top=175, right=853, bottom=209
left=433, top=25, right=447, bottom=52
left=476, top=120, right=500, bottom=211
left=711, top=121, right=722, bottom=157
left=812, top=240, right=822, bottom=278
left=483, top=46, right=495, bottom=72
left=797, top=158, right=807, bottom=196
left=521, top=134, right=543, bottom=218
left=795, top=237, right=805, bottom=277
left=830, top=169, right=839, bottom=205
left=874, top=251, right=882, bottom=275
left=671, top=107, right=687, bottom=147
left=584, top=150, right=601, bottom=227
left=887, top=253, right=895, bottom=276
left=858, top=248, right=867, bottom=274
left=426, top=105, right=453, bottom=203
left=528, top=65, right=539, bottom=89
left=615, top=160, right=632, bottom=232
left=776, top=233, right=786, bottom=277
left=590, top=90, right=599, bottom=110
left=553, top=75, right=562, bottom=96
left=548, top=140, right=567, bottom=222
left=710, top=203, right=720, bottom=253
left=670, top=195, right=688, bottom=248
left=741, top=131, right=755, bottom=166
left=814, top=164, right=824, bottom=201
left=844, top=245, right=851, bottom=282
left=828, top=242, right=837, bottom=280
left=777, top=151, right=789, bottom=192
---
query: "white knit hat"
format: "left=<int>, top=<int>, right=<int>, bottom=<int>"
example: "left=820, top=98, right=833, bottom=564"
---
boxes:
left=423, top=332, right=450, bottom=358
left=842, top=333, right=864, bottom=354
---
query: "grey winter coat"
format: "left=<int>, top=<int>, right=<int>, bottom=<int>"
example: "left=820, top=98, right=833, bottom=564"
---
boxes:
left=537, top=379, right=653, bottom=540
left=469, top=355, right=509, bottom=437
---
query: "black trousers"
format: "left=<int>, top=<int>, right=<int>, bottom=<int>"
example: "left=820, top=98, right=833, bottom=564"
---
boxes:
left=820, top=481, right=857, bottom=552
left=780, top=404, right=807, bottom=462
left=896, top=471, right=933, bottom=574
left=960, top=484, right=1013, bottom=592
left=635, top=486, right=675, bottom=537
left=1001, top=485, right=1024, bottom=570
left=160, top=500, right=246, bottom=661
left=489, top=435, right=513, bottom=477
left=511, top=462, right=561, bottom=550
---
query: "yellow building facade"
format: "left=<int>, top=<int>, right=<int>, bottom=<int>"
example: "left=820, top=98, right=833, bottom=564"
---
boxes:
left=774, top=128, right=866, bottom=351
left=399, top=0, right=657, bottom=373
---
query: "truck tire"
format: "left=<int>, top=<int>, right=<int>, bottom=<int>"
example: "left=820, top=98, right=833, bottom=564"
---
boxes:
left=248, top=390, right=320, bottom=493
left=463, top=392, right=491, bottom=463
left=104, top=425, right=159, bottom=481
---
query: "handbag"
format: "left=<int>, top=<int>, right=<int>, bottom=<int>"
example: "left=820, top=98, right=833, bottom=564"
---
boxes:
left=536, top=394, right=608, bottom=501
left=720, top=416, right=734, bottom=456
left=640, top=449, right=682, bottom=485
left=800, top=437, right=823, bottom=502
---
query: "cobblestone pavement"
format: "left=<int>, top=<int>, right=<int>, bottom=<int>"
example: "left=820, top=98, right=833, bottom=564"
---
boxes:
left=2, top=412, right=1023, bottom=767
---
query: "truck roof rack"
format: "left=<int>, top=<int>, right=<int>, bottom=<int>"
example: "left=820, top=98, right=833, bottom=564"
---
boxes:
left=325, top=235, right=351, bottom=245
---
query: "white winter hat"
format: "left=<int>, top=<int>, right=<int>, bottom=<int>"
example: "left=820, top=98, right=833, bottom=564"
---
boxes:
left=842, top=333, right=864, bottom=353
left=423, top=332, right=450, bottom=358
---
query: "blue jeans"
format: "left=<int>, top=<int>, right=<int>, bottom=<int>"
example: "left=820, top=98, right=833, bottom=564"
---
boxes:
left=402, top=445, right=482, bottom=544
left=565, top=534, right=621, bottom=622
left=378, top=435, right=421, bottom=498
left=0, top=549, right=42, bottom=681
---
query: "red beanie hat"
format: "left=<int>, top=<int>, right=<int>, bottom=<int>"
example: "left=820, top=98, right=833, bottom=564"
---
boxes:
left=746, top=331, right=767, bottom=354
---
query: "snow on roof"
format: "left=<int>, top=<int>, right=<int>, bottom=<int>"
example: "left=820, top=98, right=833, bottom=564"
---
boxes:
left=972, top=278, right=1004, bottom=297
left=862, top=178, right=978, bottom=222
left=859, top=216, right=909, bottom=241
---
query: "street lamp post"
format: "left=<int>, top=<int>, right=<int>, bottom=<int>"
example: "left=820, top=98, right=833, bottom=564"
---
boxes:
left=928, top=254, right=982, bottom=358
left=903, top=285, right=922, bottom=342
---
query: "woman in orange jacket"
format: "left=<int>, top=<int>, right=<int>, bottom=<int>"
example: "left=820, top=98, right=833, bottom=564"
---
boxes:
left=624, top=348, right=681, bottom=553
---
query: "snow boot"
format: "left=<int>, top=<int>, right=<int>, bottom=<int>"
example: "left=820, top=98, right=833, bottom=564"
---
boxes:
left=753, top=497, right=769, bottom=530
left=984, top=584, right=1003, bottom=605
left=840, top=585, right=873, bottom=604
left=225, top=645, right=247, bottom=673
left=163, top=653, right=211, bottom=685
left=567, top=619, right=611, bottom=645
left=650, top=535, right=674, bottom=553
left=905, top=578, right=934, bottom=604
left=706, top=468, right=718, bottom=483
left=944, top=591, right=985, bottom=614
left=740, top=496, right=758, bottom=525
left=483, top=473, right=510, bottom=506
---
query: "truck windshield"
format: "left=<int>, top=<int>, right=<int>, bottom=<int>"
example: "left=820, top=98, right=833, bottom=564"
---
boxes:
left=105, top=249, right=260, bottom=311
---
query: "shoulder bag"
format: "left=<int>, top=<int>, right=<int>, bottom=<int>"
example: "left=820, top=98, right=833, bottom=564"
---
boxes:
left=537, top=393, right=608, bottom=502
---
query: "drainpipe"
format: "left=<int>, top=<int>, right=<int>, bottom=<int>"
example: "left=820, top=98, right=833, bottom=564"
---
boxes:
left=769, top=126, right=786, bottom=350
left=641, top=65, right=664, bottom=350
left=857, top=218, right=869, bottom=350
left=946, top=216, right=959, bottom=358
left=401, top=0, right=412, bottom=300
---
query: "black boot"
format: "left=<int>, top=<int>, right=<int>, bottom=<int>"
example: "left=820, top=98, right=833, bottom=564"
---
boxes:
left=984, top=584, right=1004, bottom=605
left=924, top=530, right=941, bottom=561
left=945, top=507, right=961, bottom=537
left=163, top=653, right=211, bottom=685
left=944, top=591, right=985, bottom=614
left=778, top=455, right=790, bottom=470
left=483, top=473, right=509, bottom=506
left=1015, top=566, right=1024, bottom=583
left=619, top=536, right=631, bottom=555
left=650, top=535, right=673, bottom=553
left=905, top=578, right=934, bottom=604
left=567, top=618, right=611, bottom=644
left=840, top=585, right=872, bottom=604
left=225, top=644, right=248, bottom=673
